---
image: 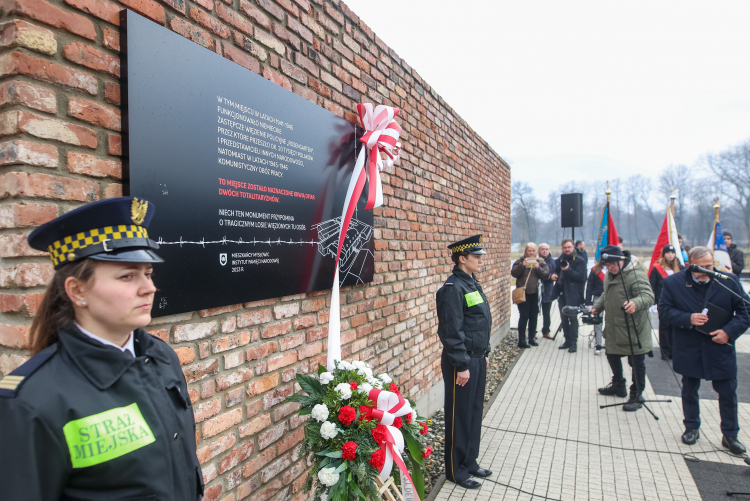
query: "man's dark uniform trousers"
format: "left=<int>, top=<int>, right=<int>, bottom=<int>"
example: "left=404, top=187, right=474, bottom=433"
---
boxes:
left=553, top=252, right=587, bottom=349
left=437, top=266, right=492, bottom=484
left=0, top=325, right=205, bottom=500
left=659, top=268, right=750, bottom=439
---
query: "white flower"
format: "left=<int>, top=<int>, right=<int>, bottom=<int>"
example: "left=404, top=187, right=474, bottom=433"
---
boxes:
left=357, top=367, right=373, bottom=379
left=334, top=383, right=352, bottom=400
left=410, top=410, right=417, bottom=424
left=318, top=467, right=339, bottom=487
left=311, top=404, right=329, bottom=423
left=379, top=373, right=392, bottom=384
left=367, top=376, right=383, bottom=389
left=337, top=360, right=353, bottom=371
left=319, top=372, right=334, bottom=385
left=320, top=421, right=338, bottom=440
left=358, top=382, right=373, bottom=394
left=352, top=360, right=367, bottom=370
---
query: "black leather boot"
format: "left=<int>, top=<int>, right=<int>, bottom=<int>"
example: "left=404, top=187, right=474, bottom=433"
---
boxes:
left=623, top=390, right=644, bottom=411
left=598, top=379, right=627, bottom=397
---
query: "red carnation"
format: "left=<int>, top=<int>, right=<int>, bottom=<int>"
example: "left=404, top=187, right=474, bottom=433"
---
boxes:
left=338, top=405, right=356, bottom=426
left=420, top=422, right=428, bottom=435
left=422, top=446, right=433, bottom=459
left=369, top=448, right=386, bottom=470
left=372, top=424, right=388, bottom=444
left=405, top=413, right=413, bottom=424
left=341, top=441, right=358, bottom=460
left=359, top=405, right=373, bottom=422
left=393, top=417, right=403, bottom=429
left=389, top=382, right=400, bottom=394
left=349, top=382, right=358, bottom=390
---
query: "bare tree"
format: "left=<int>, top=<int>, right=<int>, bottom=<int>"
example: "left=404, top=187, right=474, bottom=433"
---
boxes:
left=703, top=138, right=750, bottom=242
left=658, top=164, right=691, bottom=229
left=511, top=181, right=539, bottom=243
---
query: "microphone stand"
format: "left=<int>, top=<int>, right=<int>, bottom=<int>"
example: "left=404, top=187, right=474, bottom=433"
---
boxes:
left=599, top=257, right=672, bottom=420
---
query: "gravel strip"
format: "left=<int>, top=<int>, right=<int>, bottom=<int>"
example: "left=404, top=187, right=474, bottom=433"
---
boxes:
left=423, top=332, right=521, bottom=494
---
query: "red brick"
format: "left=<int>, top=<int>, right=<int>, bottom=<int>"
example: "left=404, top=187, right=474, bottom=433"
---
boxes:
left=107, top=135, right=122, bottom=156
left=0, top=323, right=29, bottom=348
left=147, top=328, right=169, bottom=342
left=0, top=292, right=43, bottom=315
left=237, top=308, right=272, bottom=327
left=219, top=440, right=254, bottom=474
left=242, top=447, right=277, bottom=478
left=292, top=315, right=315, bottom=330
left=102, top=28, right=119, bottom=51
left=169, top=18, right=214, bottom=51
left=0, top=20, right=56, bottom=55
left=238, top=412, right=270, bottom=437
left=296, top=342, right=322, bottom=360
left=245, top=399, right=262, bottom=418
left=253, top=28, right=284, bottom=55
left=233, top=32, right=268, bottom=62
left=63, top=0, right=120, bottom=25
left=316, top=11, right=338, bottom=33
left=102, top=183, right=122, bottom=199
left=245, top=341, right=278, bottom=361
left=104, top=82, right=120, bottom=106
left=255, top=0, right=284, bottom=21
left=202, top=407, right=242, bottom=438
left=189, top=6, right=230, bottom=39
left=182, top=358, right=219, bottom=383
left=68, top=98, right=121, bottom=132
left=262, top=66, right=292, bottom=91
left=261, top=453, right=291, bottom=483
left=0, top=353, right=27, bottom=375
left=174, top=321, right=217, bottom=342
left=0, top=51, right=97, bottom=95
left=212, top=330, right=251, bottom=353
left=238, top=0, right=271, bottom=30
left=215, top=367, right=253, bottom=391
left=261, top=320, right=290, bottom=339
left=0, top=80, right=55, bottom=114
left=246, top=372, right=279, bottom=396
left=0, top=172, right=99, bottom=202
left=237, top=477, right=262, bottom=500
left=323, top=3, right=344, bottom=24
left=194, top=0, right=211, bottom=9
left=222, top=44, right=260, bottom=74
left=267, top=351, right=297, bottom=371
left=174, top=346, right=195, bottom=365
left=258, top=422, right=287, bottom=449
left=196, top=432, right=235, bottom=463
left=63, top=42, right=119, bottom=77
left=262, top=384, right=291, bottom=409
left=0, top=111, right=96, bottom=148
left=66, top=152, right=121, bottom=179
left=293, top=52, right=319, bottom=78
left=0, top=234, right=46, bottom=258
left=193, top=398, right=221, bottom=423
left=276, top=427, right=304, bottom=454
left=0, top=140, right=57, bottom=168
left=278, top=60, right=306, bottom=85
left=203, top=485, right=223, bottom=501
left=291, top=82, right=316, bottom=103
left=278, top=332, right=304, bottom=351
left=216, top=2, right=253, bottom=36
left=117, top=0, right=165, bottom=24
left=161, top=0, right=185, bottom=14
left=1, top=0, right=96, bottom=40
left=272, top=23, right=300, bottom=51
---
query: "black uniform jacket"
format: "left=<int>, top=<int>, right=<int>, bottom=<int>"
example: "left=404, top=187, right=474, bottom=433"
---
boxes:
left=0, top=325, right=204, bottom=501
left=436, top=266, right=492, bottom=371
left=659, top=269, right=750, bottom=380
left=552, top=253, right=586, bottom=305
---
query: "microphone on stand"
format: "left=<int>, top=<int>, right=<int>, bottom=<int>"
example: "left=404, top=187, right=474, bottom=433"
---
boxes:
left=687, top=264, right=730, bottom=280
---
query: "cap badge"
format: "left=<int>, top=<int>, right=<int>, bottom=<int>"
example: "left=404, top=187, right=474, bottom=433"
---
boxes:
left=131, top=198, right=148, bottom=225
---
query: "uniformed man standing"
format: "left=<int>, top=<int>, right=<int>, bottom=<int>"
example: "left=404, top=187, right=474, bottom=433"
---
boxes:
left=436, top=234, right=493, bottom=489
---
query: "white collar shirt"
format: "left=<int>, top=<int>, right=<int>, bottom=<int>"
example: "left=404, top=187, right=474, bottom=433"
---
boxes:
left=75, top=322, right=136, bottom=358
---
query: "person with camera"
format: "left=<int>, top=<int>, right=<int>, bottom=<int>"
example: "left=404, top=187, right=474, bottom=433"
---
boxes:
left=511, top=243, right=550, bottom=348
left=538, top=243, right=557, bottom=339
left=585, top=261, right=605, bottom=355
left=649, top=244, right=684, bottom=360
left=552, top=239, right=587, bottom=352
left=658, top=246, right=750, bottom=454
left=591, top=246, right=655, bottom=411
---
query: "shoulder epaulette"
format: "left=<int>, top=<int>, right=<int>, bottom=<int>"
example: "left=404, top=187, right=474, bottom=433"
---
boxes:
left=0, top=344, right=57, bottom=398
left=444, top=276, right=455, bottom=286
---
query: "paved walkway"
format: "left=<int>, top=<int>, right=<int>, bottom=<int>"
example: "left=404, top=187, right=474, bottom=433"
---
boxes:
left=435, top=300, right=750, bottom=501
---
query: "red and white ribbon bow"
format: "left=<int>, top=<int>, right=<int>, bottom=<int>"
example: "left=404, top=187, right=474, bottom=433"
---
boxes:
left=368, top=388, right=418, bottom=501
left=327, top=104, right=401, bottom=370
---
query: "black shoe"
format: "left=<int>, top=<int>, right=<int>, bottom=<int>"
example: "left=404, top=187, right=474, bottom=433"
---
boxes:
left=455, top=478, right=481, bottom=489
left=682, top=429, right=700, bottom=445
left=518, top=342, right=531, bottom=349
left=598, top=382, right=627, bottom=398
left=559, top=343, right=571, bottom=349
left=528, top=339, right=538, bottom=347
left=623, top=395, right=643, bottom=411
left=568, top=345, right=577, bottom=353
left=723, top=436, right=747, bottom=455
left=470, top=468, right=493, bottom=478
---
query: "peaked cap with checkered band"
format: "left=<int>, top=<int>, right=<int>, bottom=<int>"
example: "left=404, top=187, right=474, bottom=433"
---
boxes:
left=28, top=197, right=163, bottom=269
left=447, top=234, right=487, bottom=255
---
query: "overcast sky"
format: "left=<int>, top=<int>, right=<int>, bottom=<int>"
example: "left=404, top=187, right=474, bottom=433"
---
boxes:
left=342, top=0, right=750, bottom=200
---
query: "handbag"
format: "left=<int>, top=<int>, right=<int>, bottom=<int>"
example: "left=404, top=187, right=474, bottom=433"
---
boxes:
left=512, top=266, right=532, bottom=305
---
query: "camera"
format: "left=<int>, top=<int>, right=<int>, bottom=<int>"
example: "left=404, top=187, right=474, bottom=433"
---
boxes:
left=559, top=258, right=569, bottom=268
left=561, top=304, right=603, bottom=325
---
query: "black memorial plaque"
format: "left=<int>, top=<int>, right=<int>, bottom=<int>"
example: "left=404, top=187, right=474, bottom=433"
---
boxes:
left=122, top=11, right=373, bottom=317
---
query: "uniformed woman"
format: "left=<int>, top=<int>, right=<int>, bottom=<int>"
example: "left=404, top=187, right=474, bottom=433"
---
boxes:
left=0, top=197, right=204, bottom=500
left=436, top=234, right=493, bottom=489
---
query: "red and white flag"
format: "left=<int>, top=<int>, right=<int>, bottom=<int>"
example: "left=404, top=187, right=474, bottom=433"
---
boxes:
left=648, top=208, right=684, bottom=276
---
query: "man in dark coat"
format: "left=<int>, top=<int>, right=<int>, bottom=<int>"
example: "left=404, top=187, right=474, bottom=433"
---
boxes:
left=539, top=243, right=557, bottom=339
left=436, top=234, right=493, bottom=489
left=659, top=246, right=750, bottom=454
left=553, top=238, right=587, bottom=352
left=575, top=240, right=589, bottom=263
left=723, top=230, right=745, bottom=277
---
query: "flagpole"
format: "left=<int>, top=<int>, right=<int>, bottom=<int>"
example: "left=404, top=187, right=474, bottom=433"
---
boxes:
left=669, top=189, right=676, bottom=217
left=710, top=197, right=720, bottom=250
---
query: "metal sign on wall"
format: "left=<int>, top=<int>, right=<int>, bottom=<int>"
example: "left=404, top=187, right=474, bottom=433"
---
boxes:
left=122, top=11, right=373, bottom=317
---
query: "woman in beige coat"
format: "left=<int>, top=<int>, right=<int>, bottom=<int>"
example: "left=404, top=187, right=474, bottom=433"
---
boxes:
left=511, top=243, right=550, bottom=347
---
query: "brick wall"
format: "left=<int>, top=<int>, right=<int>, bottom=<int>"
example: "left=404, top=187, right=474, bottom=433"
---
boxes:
left=0, top=0, right=511, bottom=498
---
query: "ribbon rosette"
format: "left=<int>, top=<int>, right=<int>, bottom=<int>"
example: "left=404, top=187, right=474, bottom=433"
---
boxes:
left=367, top=388, right=418, bottom=501
left=327, top=104, right=402, bottom=369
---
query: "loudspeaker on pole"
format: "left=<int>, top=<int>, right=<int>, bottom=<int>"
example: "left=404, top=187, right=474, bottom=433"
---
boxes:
left=561, top=193, right=583, bottom=228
